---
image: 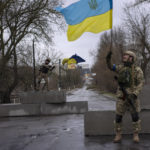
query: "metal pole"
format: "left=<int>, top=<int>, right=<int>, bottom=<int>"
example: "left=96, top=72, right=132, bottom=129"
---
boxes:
left=58, top=59, right=61, bottom=91
left=110, top=0, right=113, bottom=51
left=33, top=39, right=36, bottom=90
left=110, top=29, right=113, bottom=51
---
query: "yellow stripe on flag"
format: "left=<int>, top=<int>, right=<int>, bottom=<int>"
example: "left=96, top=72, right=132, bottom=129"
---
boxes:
left=67, top=9, right=112, bottom=41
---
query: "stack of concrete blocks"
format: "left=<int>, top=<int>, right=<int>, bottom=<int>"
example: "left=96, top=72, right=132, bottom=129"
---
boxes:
left=0, top=91, right=88, bottom=117
left=84, top=84, right=150, bottom=135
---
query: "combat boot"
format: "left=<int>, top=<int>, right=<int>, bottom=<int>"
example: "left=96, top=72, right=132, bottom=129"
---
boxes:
left=113, top=131, right=122, bottom=143
left=132, top=120, right=141, bottom=143
left=113, top=121, right=122, bottom=143
left=133, top=132, right=139, bottom=143
left=36, top=81, right=41, bottom=91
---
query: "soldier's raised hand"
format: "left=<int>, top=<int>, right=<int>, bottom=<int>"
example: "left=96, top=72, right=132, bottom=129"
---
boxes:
left=106, top=50, right=112, bottom=60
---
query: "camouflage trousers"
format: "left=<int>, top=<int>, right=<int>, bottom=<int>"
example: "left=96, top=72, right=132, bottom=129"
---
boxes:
left=114, top=120, right=141, bottom=133
left=115, top=98, right=141, bottom=133
left=116, top=98, right=141, bottom=115
left=37, top=73, right=49, bottom=90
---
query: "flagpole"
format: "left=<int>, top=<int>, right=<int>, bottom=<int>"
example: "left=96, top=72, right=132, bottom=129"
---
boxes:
left=110, top=29, right=113, bottom=51
left=110, top=0, right=113, bottom=52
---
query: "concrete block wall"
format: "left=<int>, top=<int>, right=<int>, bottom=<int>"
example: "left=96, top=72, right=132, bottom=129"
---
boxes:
left=19, top=91, right=66, bottom=104
left=0, top=101, right=88, bottom=117
left=84, top=108, right=150, bottom=135
left=139, top=84, right=150, bottom=108
left=41, top=101, right=88, bottom=115
left=0, top=104, right=41, bottom=117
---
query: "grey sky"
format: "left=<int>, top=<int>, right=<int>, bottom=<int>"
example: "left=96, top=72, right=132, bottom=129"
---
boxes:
left=53, top=0, right=135, bottom=67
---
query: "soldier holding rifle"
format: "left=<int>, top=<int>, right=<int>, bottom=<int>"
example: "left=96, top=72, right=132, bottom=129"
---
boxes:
left=37, top=58, right=55, bottom=91
left=106, top=50, right=144, bottom=143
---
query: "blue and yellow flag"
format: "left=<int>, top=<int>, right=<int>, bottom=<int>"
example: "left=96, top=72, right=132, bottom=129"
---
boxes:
left=56, top=0, right=113, bottom=41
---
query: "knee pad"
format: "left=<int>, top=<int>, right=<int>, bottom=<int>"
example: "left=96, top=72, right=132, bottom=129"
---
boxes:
left=115, top=114, right=123, bottom=123
left=131, top=113, right=139, bottom=122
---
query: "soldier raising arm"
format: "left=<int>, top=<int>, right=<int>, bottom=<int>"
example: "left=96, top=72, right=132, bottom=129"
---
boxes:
left=37, top=58, right=55, bottom=91
left=106, top=50, right=144, bottom=143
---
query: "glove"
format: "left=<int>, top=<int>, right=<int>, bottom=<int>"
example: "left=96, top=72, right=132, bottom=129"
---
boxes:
left=52, top=66, right=55, bottom=69
left=106, top=51, right=112, bottom=61
left=128, top=94, right=137, bottom=101
left=50, top=66, right=55, bottom=71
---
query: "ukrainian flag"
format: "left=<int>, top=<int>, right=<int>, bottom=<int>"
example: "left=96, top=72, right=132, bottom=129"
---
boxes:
left=56, top=0, right=113, bottom=41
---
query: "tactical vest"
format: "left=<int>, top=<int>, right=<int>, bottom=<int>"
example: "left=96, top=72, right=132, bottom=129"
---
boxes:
left=117, top=67, right=133, bottom=88
left=39, top=65, right=50, bottom=74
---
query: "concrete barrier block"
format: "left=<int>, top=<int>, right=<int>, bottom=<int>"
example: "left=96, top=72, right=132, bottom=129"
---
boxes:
left=139, top=84, right=150, bottom=108
left=0, top=104, right=41, bottom=117
left=84, top=109, right=150, bottom=135
left=41, top=101, right=88, bottom=115
left=0, top=101, right=88, bottom=117
left=19, top=90, right=66, bottom=104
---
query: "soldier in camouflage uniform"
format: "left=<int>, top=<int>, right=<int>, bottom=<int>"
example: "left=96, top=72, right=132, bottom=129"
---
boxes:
left=106, top=50, right=144, bottom=143
left=37, top=58, right=55, bottom=91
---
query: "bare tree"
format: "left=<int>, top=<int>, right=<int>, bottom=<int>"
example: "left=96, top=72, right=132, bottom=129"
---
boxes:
left=15, top=43, right=63, bottom=91
left=0, top=0, right=63, bottom=103
left=123, top=5, right=150, bottom=78
left=134, top=0, right=150, bottom=6
left=92, top=28, right=126, bottom=92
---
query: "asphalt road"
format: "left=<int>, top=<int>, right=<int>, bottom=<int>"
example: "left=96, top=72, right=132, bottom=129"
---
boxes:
left=0, top=115, right=150, bottom=150
left=67, top=85, right=116, bottom=111
left=0, top=82, right=150, bottom=150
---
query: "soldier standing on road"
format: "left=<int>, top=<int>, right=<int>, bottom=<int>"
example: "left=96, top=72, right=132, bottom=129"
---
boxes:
left=106, top=50, right=144, bottom=143
left=37, top=58, right=55, bottom=91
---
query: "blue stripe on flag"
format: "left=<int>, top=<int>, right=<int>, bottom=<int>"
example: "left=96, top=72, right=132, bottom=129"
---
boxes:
left=55, top=0, right=112, bottom=25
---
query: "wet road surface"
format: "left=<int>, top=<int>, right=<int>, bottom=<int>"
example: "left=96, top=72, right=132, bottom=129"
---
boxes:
left=0, top=83, right=150, bottom=150
left=67, top=85, right=116, bottom=111
left=0, top=115, right=150, bottom=150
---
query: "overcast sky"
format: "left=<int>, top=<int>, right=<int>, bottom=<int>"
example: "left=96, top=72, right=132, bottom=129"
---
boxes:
left=53, top=0, right=135, bottom=67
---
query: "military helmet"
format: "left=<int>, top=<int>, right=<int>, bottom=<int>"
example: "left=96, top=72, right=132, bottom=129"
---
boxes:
left=124, top=50, right=136, bottom=62
left=45, top=58, right=51, bottom=62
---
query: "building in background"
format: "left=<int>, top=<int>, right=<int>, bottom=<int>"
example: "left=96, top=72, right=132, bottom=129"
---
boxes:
left=78, top=64, right=91, bottom=78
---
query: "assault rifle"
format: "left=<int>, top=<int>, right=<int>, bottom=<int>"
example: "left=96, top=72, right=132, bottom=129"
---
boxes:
left=119, top=83, right=137, bottom=113
left=115, top=76, right=137, bottom=113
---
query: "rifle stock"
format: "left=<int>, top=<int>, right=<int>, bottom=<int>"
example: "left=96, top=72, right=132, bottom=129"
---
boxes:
left=119, top=84, right=137, bottom=113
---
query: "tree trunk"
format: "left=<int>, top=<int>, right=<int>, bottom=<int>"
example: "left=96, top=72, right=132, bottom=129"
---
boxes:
left=0, top=59, right=10, bottom=103
left=0, top=48, right=18, bottom=103
left=0, top=91, right=11, bottom=103
left=141, top=59, right=149, bottom=80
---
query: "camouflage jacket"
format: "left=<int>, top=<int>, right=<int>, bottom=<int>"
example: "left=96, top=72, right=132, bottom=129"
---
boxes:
left=39, top=63, right=55, bottom=74
left=112, top=64, right=144, bottom=98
